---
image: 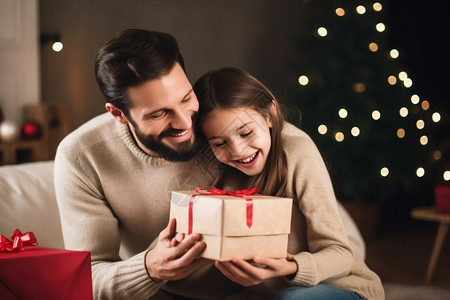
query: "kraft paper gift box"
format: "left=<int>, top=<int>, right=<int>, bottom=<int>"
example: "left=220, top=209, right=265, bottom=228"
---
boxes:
left=170, top=188, right=293, bottom=261
left=0, top=243, right=92, bottom=300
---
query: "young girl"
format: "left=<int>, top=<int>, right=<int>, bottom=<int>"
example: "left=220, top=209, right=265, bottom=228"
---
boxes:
left=193, top=67, right=384, bottom=300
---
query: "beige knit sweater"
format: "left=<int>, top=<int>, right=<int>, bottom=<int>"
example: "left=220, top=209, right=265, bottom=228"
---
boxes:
left=55, top=113, right=384, bottom=299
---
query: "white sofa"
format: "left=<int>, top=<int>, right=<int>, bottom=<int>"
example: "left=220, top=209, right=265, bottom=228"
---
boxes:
left=0, top=160, right=366, bottom=259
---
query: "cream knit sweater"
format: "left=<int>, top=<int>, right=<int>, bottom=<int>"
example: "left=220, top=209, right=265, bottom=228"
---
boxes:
left=55, top=113, right=384, bottom=299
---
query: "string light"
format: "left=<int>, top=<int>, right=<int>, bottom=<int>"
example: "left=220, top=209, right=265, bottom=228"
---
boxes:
left=335, top=132, right=344, bottom=142
left=369, top=42, right=378, bottom=52
left=416, top=120, right=425, bottom=129
left=433, top=151, right=442, bottom=161
left=373, top=2, right=383, bottom=11
left=403, top=78, right=413, bottom=88
left=411, top=94, right=420, bottom=104
left=376, top=23, right=386, bottom=32
left=338, top=108, right=348, bottom=118
left=356, top=5, right=366, bottom=14
left=353, top=83, right=366, bottom=93
left=380, top=167, right=389, bottom=177
left=372, top=110, right=381, bottom=120
left=416, top=167, right=425, bottom=178
left=398, top=71, right=408, bottom=81
left=298, top=75, right=309, bottom=85
left=397, top=128, right=405, bottom=138
left=336, top=8, right=345, bottom=16
left=318, top=27, right=328, bottom=37
left=420, top=135, right=428, bottom=145
left=388, top=76, right=397, bottom=85
left=318, top=124, right=327, bottom=134
left=390, top=49, right=399, bottom=59
left=399, top=107, right=408, bottom=117
left=351, top=127, right=360, bottom=137
left=432, top=112, right=441, bottom=122
left=444, top=171, right=450, bottom=181
left=421, top=100, right=429, bottom=110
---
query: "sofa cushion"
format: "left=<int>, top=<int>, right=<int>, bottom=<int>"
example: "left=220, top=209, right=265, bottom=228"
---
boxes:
left=0, top=161, right=64, bottom=249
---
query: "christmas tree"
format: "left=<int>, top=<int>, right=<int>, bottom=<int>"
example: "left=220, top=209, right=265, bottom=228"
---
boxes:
left=286, top=1, right=447, bottom=215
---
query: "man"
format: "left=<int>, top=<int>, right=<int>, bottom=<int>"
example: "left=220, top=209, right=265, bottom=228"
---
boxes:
left=55, top=29, right=257, bottom=299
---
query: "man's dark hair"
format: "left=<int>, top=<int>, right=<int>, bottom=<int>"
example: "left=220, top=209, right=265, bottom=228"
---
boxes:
left=95, top=29, right=185, bottom=116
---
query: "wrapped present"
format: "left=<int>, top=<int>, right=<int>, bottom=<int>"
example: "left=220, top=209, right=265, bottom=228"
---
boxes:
left=0, top=229, right=92, bottom=300
left=435, top=185, right=450, bottom=212
left=170, top=187, right=292, bottom=261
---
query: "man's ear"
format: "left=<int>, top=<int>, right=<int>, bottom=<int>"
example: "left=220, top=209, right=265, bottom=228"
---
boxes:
left=105, top=103, right=129, bottom=125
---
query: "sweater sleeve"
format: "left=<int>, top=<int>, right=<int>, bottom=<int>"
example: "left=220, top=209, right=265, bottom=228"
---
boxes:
left=54, top=138, right=163, bottom=299
left=284, top=134, right=355, bottom=286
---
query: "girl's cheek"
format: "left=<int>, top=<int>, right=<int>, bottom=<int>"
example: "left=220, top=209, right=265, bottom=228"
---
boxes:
left=212, top=149, right=228, bottom=164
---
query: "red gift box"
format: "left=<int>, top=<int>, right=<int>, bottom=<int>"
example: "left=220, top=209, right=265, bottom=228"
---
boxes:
left=0, top=246, right=93, bottom=300
left=435, top=186, right=450, bottom=213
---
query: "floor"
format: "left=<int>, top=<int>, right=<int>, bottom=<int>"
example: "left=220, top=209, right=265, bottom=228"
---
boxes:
left=364, top=216, right=450, bottom=290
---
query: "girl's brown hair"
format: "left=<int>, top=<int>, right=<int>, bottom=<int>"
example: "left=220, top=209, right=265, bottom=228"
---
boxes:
left=194, top=67, right=287, bottom=196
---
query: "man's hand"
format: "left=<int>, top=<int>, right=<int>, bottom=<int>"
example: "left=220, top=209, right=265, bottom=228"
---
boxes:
left=145, top=218, right=212, bottom=281
left=215, top=254, right=297, bottom=286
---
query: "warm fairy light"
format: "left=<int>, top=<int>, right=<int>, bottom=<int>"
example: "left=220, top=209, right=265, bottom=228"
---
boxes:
left=399, top=107, right=408, bottom=117
left=397, top=128, right=405, bottom=138
left=420, top=135, right=428, bottom=145
left=52, top=41, right=63, bottom=52
left=353, top=83, right=366, bottom=93
left=403, top=78, right=413, bottom=88
left=373, top=2, right=383, bottom=11
left=372, top=110, right=381, bottom=120
left=444, top=170, right=450, bottom=181
left=432, top=112, right=441, bottom=122
left=356, top=5, right=366, bottom=14
left=369, top=42, right=378, bottom=52
left=318, top=124, right=328, bottom=134
left=338, top=108, right=348, bottom=118
left=351, top=127, right=360, bottom=137
left=376, top=23, right=386, bottom=32
left=390, top=49, right=399, bottom=59
left=433, top=150, right=442, bottom=161
left=421, top=100, right=430, bottom=110
left=298, top=75, right=309, bottom=85
left=388, top=75, right=397, bottom=85
left=411, top=94, right=420, bottom=104
left=318, top=27, right=328, bottom=37
left=416, top=119, right=425, bottom=129
left=380, top=167, right=389, bottom=177
left=416, top=167, right=425, bottom=178
left=335, top=132, right=344, bottom=142
left=398, top=71, right=408, bottom=81
left=336, top=8, right=345, bottom=16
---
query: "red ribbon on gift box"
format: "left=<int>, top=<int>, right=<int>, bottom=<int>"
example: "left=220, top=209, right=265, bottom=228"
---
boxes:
left=0, top=229, right=38, bottom=252
left=188, top=186, right=259, bottom=234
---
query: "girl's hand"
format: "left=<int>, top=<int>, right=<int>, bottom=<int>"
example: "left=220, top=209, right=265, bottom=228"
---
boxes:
left=214, top=253, right=297, bottom=286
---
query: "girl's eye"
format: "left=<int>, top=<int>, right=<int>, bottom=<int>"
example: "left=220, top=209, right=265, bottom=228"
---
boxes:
left=181, top=96, right=191, bottom=103
left=241, top=130, right=253, bottom=137
left=211, top=141, right=226, bottom=147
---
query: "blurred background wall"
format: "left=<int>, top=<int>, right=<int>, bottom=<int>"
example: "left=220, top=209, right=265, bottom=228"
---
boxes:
left=39, top=0, right=305, bottom=129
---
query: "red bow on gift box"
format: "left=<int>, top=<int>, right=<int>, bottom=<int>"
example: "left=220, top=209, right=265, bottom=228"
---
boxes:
left=189, top=186, right=259, bottom=234
left=0, top=229, right=38, bottom=252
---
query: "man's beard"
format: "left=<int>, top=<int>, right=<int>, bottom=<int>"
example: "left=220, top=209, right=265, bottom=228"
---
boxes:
left=134, top=114, right=201, bottom=162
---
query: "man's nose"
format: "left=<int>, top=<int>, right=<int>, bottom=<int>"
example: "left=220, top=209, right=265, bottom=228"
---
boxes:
left=170, top=107, right=192, bottom=129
